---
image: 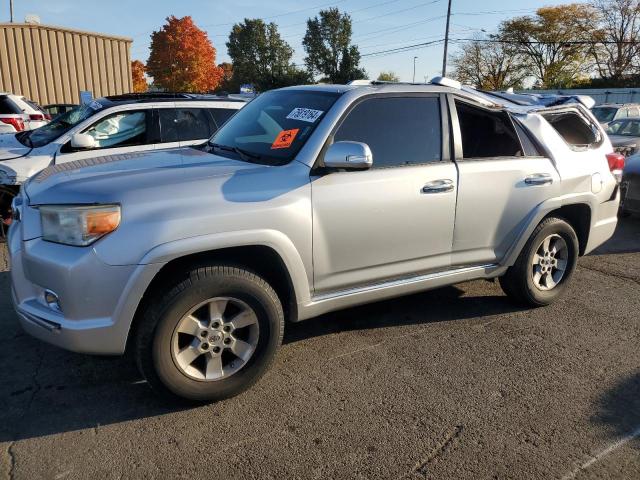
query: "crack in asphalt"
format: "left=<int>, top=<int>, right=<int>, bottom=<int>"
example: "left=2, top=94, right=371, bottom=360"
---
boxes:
left=6, top=348, right=45, bottom=478
left=6, top=442, right=15, bottom=480
left=396, top=425, right=464, bottom=479
left=578, top=263, right=639, bottom=285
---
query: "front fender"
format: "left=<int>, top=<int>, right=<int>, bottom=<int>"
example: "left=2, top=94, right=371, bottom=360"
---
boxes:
left=139, top=229, right=313, bottom=306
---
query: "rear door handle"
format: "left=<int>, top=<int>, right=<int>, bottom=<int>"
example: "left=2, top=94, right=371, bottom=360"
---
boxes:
left=525, top=173, right=553, bottom=186
left=422, top=179, right=454, bottom=193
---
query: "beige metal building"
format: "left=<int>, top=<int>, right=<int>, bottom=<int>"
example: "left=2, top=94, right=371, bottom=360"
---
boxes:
left=0, top=22, right=132, bottom=106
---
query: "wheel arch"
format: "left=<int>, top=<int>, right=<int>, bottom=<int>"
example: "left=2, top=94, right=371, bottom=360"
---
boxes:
left=125, top=232, right=311, bottom=353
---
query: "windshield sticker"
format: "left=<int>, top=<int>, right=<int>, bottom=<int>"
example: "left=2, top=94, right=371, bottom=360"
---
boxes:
left=271, top=128, right=299, bottom=149
left=89, top=101, right=103, bottom=110
left=286, top=108, right=324, bottom=123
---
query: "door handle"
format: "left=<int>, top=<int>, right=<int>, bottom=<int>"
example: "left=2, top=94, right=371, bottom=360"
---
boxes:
left=525, top=173, right=553, bottom=186
left=422, top=179, right=454, bottom=193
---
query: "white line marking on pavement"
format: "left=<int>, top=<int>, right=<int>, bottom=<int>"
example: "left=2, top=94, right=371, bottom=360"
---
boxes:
left=561, top=426, right=640, bottom=480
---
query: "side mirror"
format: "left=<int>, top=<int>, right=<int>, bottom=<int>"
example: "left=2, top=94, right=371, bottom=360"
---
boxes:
left=323, top=141, right=373, bottom=170
left=70, top=133, right=96, bottom=150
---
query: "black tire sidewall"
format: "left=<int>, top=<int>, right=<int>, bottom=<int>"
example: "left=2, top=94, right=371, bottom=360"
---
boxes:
left=140, top=268, right=283, bottom=402
left=522, top=219, right=579, bottom=305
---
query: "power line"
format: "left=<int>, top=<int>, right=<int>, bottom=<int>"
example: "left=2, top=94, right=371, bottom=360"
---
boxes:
left=361, top=39, right=445, bottom=57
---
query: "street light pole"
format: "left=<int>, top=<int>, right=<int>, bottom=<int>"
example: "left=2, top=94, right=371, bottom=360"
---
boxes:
left=9, top=0, right=14, bottom=22
left=412, top=56, right=418, bottom=83
left=441, top=0, right=452, bottom=77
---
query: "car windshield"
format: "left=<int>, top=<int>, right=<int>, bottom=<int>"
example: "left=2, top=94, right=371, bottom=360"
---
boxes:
left=592, top=107, right=617, bottom=123
left=16, top=102, right=104, bottom=148
left=606, top=119, right=640, bottom=136
left=208, top=90, right=340, bottom=165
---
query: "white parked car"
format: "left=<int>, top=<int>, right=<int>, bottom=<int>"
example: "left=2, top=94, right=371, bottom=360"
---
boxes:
left=0, top=92, right=247, bottom=239
left=0, top=93, right=50, bottom=133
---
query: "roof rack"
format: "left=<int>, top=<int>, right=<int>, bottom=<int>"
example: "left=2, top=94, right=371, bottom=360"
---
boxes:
left=104, top=92, right=248, bottom=102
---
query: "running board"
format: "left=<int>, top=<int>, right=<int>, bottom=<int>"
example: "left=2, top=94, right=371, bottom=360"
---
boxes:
left=297, top=263, right=502, bottom=321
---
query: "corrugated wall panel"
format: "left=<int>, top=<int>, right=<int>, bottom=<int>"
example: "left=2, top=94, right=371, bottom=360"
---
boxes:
left=0, top=23, right=132, bottom=105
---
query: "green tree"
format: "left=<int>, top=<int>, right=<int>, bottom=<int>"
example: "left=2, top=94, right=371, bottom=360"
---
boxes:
left=226, top=19, right=310, bottom=92
left=377, top=71, right=399, bottom=82
left=499, top=5, right=593, bottom=88
left=451, top=35, right=526, bottom=90
left=303, top=8, right=367, bottom=83
left=587, top=0, right=640, bottom=84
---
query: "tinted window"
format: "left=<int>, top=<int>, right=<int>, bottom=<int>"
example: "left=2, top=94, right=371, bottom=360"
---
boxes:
left=83, top=110, right=149, bottom=149
left=210, top=108, right=236, bottom=128
left=456, top=101, right=523, bottom=158
left=210, top=90, right=339, bottom=165
left=334, top=97, right=441, bottom=168
left=159, top=108, right=214, bottom=143
left=0, top=96, right=20, bottom=114
left=591, top=106, right=617, bottom=123
left=607, top=119, right=640, bottom=136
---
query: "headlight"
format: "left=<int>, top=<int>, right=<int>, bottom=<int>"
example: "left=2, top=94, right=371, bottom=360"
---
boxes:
left=40, top=204, right=121, bottom=246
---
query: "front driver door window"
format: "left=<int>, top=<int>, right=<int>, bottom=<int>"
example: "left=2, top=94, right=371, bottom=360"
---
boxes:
left=57, top=109, right=154, bottom=165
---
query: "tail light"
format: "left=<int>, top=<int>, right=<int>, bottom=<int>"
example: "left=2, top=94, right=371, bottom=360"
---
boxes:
left=0, top=117, right=25, bottom=131
left=29, top=113, right=50, bottom=121
left=606, top=152, right=625, bottom=183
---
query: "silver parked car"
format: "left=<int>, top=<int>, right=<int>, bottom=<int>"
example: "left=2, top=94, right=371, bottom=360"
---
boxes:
left=8, top=78, right=621, bottom=402
left=606, top=117, right=640, bottom=156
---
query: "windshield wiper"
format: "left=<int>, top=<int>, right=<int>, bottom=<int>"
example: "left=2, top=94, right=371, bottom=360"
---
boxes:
left=209, top=143, right=262, bottom=163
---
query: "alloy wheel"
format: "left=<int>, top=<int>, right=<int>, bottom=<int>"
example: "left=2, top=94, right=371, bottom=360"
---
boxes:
left=531, top=234, right=569, bottom=291
left=171, top=297, right=259, bottom=381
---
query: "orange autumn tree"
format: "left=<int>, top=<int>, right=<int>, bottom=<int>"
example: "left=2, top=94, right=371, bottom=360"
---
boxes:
left=131, top=60, right=148, bottom=92
left=147, top=16, right=223, bottom=92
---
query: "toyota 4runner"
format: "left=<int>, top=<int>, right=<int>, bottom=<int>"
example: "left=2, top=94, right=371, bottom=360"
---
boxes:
left=8, top=78, right=622, bottom=402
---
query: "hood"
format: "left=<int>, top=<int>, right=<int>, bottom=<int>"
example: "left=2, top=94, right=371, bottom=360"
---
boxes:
left=609, top=135, right=640, bottom=147
left=25, top=147, right=262, bottom=204
left=0, top=133, right=31, bottom=161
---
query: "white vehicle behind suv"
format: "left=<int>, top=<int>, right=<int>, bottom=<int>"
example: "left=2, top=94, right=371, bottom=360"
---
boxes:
left=0, top=93, right=50, bottom=133
left=0, top=92, right=247, bottom=238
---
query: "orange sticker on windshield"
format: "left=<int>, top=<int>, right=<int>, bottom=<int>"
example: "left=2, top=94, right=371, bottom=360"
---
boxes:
left=271, top=128, right=299, bottom=149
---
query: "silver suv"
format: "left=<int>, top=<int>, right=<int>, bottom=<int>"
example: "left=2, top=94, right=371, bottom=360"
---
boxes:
left=8, top=79, right=622, bottom=402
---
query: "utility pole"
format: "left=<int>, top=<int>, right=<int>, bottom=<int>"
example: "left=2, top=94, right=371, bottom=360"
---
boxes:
left=441, top=0, right=452, bottom=77
left=412, top=56, right=418, bottom=83
left=9, top=0, right=14, bottom=22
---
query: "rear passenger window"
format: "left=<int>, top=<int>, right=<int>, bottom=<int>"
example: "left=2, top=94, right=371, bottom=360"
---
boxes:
left=159, top=108, right=214, bottom=143
left=210, top=108, right=236, bottom=129
left=455, top=101, right=523, bottom=158
left=542, top=110, right=602, bottom=150
left=333, top=97, right=441, bottom=168
left=0, top=96, right=19, bottom=114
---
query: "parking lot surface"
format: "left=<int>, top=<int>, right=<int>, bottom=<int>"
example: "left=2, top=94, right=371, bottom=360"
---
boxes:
left=1, top=219, right=639, bottom=480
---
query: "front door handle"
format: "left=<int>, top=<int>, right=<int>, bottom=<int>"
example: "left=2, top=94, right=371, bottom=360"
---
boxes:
left=525, top=173, right=553, bottom=186
left=422, top=179, right=454, bottom=193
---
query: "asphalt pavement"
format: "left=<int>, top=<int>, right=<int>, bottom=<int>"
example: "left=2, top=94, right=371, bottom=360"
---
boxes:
left=1, top=219, right=639, bottom=479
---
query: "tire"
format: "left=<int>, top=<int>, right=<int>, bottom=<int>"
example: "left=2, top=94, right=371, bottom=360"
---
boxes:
left=135, top=265, right=284, bottom=403
left=499, top=217, right=579, bottom=307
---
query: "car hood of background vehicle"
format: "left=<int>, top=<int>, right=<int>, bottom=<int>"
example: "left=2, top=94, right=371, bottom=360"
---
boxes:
left=0, top=133, right=31, bottom=160
left=609, top=135, right=640, bottom=147
left=25, top=147, right=262, bottom=204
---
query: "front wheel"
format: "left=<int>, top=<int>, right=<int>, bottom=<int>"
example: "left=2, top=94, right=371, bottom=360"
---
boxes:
left=499, top=217, right=579, bottom=307
left=135, top=265, right=284, bottom=402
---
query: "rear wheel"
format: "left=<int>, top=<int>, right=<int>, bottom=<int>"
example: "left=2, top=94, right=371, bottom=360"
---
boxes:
left=135, top=265, right=284, bottom=402
left=499, top=217, right=578, bottom=307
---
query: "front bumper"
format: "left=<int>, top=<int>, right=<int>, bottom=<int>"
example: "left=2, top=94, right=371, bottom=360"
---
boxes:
left=8, top=226, right=163, bottom=355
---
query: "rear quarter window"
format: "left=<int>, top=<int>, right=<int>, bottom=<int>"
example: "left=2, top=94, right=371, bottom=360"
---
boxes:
left=542, top=110, right=602, bottom=151
left=0, top=96, right=20, bottom=114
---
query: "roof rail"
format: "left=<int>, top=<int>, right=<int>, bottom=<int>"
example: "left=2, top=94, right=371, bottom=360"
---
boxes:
left=429, top=76, right=462, bottom=89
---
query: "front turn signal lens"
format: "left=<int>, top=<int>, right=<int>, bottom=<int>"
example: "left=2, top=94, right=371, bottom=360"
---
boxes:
left=40, top=204, right=121, bottom=246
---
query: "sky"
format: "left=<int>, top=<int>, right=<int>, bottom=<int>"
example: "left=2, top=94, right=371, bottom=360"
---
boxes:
left=6, top=0, right=587, bottom=83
